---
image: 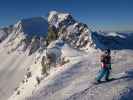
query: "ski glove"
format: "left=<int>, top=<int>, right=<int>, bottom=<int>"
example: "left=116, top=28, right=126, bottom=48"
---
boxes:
left=108, top=64, right=112, bottom=70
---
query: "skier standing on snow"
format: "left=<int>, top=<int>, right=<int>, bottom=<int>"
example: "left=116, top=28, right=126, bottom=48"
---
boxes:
left=96, top=49, right=112, bottom=83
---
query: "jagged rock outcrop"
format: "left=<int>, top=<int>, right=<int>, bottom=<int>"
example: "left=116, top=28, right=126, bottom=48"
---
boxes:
left=48, top=11, right=94, bottom=50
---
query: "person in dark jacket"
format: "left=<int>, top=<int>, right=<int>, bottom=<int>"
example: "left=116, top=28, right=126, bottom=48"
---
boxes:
left=96, top=49, right=112, bottom=83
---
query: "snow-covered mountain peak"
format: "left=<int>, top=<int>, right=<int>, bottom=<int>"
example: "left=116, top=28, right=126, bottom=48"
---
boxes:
left=0, top=17, right=48, bottom=55
left=48, top=11, right=75, bottom=28
left=48, top=11, right=70, bottom=22
left=14, top=17, right=48, bottom=37
left=47, top=11, right=94, bottom=51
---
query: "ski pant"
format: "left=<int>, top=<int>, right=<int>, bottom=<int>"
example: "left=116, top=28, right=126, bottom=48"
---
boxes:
left=96, top=67, right=110, bottom=81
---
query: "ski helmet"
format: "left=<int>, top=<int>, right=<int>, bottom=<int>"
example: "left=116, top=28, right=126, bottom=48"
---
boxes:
left=104, top=49, right=111, bottom=55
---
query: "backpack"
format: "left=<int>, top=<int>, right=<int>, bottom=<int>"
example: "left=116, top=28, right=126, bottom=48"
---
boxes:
left=100, top=54, right=111, bottom=64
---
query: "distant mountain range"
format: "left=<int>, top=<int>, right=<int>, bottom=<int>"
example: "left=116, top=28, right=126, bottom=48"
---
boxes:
left=0, top=10, right=133, bottom=55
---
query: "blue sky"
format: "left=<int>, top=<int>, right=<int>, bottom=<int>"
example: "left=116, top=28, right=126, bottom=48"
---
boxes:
left=0, top=0, right=133, bottom=32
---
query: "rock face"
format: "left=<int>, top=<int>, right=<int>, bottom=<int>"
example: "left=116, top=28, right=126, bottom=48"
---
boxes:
left=48, top=11, right=93, bottom=50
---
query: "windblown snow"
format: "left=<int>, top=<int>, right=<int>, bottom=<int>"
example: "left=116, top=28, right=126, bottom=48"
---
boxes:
left=0, top=11, right=133, bottom=100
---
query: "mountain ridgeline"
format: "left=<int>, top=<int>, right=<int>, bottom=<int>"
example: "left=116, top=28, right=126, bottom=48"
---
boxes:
left=0, top=11, right=133, bottom=56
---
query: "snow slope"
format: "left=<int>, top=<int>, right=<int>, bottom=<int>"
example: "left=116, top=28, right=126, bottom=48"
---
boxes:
left=0, top=50, right=34, bottom=100
left=8, top=40, right=133, bottom=100
left=22, top=47, right=133, bottom=100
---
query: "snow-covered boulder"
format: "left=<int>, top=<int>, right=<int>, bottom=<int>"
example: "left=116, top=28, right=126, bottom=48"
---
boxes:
left=46, top=39, right=64, bottom=65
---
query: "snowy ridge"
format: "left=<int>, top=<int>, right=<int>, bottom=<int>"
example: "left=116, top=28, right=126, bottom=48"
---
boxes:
left=0, top=17, right=48, bottom=55
left=48, top=11, right=71, bottom=28
left=0, top=11, right=133, bottom=100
